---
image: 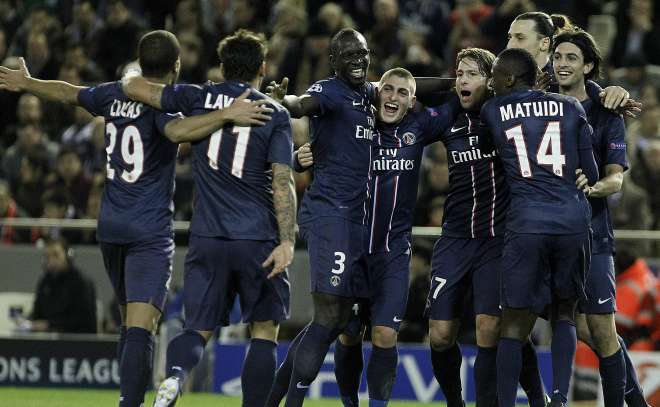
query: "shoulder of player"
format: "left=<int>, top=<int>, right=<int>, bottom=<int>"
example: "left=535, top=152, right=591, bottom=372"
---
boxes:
left=306, top=77, right=336, bottom=94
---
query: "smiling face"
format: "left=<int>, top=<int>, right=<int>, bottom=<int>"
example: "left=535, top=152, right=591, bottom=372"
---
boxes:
left=553, top=42, right=592, bottom=90
left=378, top=73, right=416, bottom=124
left=331, top=32, right=370, bottom=87
left=455, top=57, right=490, bottom=110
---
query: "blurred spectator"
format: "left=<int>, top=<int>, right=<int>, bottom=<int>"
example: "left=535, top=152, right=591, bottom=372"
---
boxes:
left=2, top=122, right=58, bottom=187
left=447, top=0, right=493, bottom=60
left=3, top=92, right=43, bottom=150
left=93, top=0, right=145, bottom=79
left=208, top=0, right=267, bottom=40
left=0, top=27, right=6, bottom=63
left=610, top=0, right=660, bottom=67
left=29, top=237, right=97, bottom=333
left=365, top=0, right=402, bottom=75
left=479, top=0, right=536, bottom=53
left=23, top=29, right=60, bottom=80
left=8, top=5, right=62, bottom=59
left=609, top=174, right=654, bottom=256
left=631, top=139, right=660, bottom=248
left=63, top=1, right=104, bottom=61
left=607, top=54, right=660, bottom=100
left=398, top=0, right=450, bottom=58
left=0, top=179, right=27, bottom=243
left=14, top=148, right=49, bottom=218
left=62, top=43, right=105, bottom=83
left=39, top=187, right=82, bottom=243
left=0, top=0, right=20, bottom=41
left=391, top=24, right=444, bottom=77
left=47, top=147, right=92, bottom=216
left=173, top=0, right=216, bottom=68
left=178, top=31, right=207, bottom=83
left=626, top=105, right=660, bottom=160
left=615, top=249, right=657, bottom=350
left=81, top=186, right=102, bottom=243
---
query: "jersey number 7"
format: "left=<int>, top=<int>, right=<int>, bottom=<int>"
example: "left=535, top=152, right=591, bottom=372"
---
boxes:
left=207, top=125, right=251, bottom=178
left=505, top=121, right=566, bottom=177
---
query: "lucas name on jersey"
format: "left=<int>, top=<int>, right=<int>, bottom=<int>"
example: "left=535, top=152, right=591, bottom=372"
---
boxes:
left=372, top=147, right=415, bottom=171
left=499, top=100, right=564, bottom=122
left=110, top=100, right=143, bottom=118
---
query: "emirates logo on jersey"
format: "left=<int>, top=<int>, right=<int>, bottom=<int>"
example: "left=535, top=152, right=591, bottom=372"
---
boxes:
left=402, top=132, right=416, bottom=145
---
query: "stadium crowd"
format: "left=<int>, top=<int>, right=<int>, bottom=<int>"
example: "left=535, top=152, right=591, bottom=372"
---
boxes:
left=0, top=0, right=659, bottom=350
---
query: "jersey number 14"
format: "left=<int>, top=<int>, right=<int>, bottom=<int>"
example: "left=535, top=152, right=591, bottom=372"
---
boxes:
left=505, top=121, right=566, bottom=177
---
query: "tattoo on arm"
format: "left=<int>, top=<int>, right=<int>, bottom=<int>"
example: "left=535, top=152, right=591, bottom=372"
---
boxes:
left=272, top=163, right=296, bottom=243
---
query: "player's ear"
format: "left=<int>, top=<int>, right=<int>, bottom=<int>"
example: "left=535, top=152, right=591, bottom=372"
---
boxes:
left=540, top=36, right=550, bottom=53
left=259, top=61, right=266, bottom=77
left=174, top=57, right=181, bottom=75
left=409, top=95, right=416, bottom=109
left=505, top=73, right=516, bottom=88
left=583, top=62, right=594, bottom=77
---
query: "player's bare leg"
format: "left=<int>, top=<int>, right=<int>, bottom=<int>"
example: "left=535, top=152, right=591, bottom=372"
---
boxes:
left=284, top=293, right=355, bottom=407
left=497, top=308, right=537, bottom=407
left=335, top=329, right=364, bottom=407
left=242, top=321, right=280, bottom=407
left=576, top=313, right=626, bottom=407
left=429, top=319, right=464, bottom=407
left=120, top=301, right=161, bottom=407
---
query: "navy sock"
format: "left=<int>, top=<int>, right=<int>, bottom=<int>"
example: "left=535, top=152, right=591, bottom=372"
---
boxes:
left=242, top=338, right=277, bottom=407
left=474, top=346, right=497, bottom=407
left=618, top=336, right=647, bottom=406
left=265, top=324, right=309, bottom=407
left=367, top=345, right=398, bottom=405
left=431, top=343, right=463, bottom=407
left=119, top=327, right=153, bottom=407
left=551, top=320, right=577, bottom=404
left=520, top=341, right=546, bottom=407
left=117, top=325, right=127, bottom=360
left=334, top=340, right=363, bottom=407
left=166, top=329, right=207, bottom=383
left=497, top=337, right=523, bottom=407
left=599, top=347, right=626, bottom=407
left=284, top=322, right=338, bottom=407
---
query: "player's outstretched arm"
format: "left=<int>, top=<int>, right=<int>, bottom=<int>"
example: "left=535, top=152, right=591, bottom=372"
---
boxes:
left=0, top=57, right=84, bottom=105
left=122, top=74, right=164, bottom=109
left=586, top=164, right=624, bottom=198
left=164, top=89, right=273, bottom=143
left=266, top=77, right=320, bottom=118
left=264, top=163, right=296, bottom=279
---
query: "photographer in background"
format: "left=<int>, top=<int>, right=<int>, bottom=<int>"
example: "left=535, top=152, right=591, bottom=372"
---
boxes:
left=29, top=237, right=97, bottom=333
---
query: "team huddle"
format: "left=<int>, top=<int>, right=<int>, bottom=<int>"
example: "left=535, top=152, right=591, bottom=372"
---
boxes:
left=0, top=9, right=651, bottom=407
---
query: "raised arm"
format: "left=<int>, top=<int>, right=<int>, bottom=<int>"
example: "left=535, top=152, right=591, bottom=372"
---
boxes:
left=0, top=57, right=84, bottom=104
left=266, top=77, right=321, bottom=118
left=122, top=75, right=165, bottom=109
left=163, top=89, right=273, bottom=143
left=264, top=162, right=297, bottom=278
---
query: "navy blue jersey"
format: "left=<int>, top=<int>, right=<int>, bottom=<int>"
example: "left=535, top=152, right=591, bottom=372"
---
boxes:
left=368, top=101, right=459, bottom=253
left=160, top=81, right=293, bottom=240
left=481, top=90, right=598, bottom=234
left=439, top=111, right=510, bottom=239
left=298, top=77, right=377, bottom=225
left=78, top=82, right=178, bottom=243
left=582, top=98, right=628, bottom=254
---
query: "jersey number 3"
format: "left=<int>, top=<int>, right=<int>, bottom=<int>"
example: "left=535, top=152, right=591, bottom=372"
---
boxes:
left=505, top=121, right=566, bottom=177
left=105, top=123, right=144, bottom=183
left=207, top=126, right=251, bottom=178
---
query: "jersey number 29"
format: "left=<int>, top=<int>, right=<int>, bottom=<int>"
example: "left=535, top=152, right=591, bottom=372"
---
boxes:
left=105, top=123, right=144, bottom=183
left=505, top=121, right=566, bottom=177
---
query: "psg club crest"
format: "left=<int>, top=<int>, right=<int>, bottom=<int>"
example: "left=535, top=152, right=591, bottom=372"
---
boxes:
left=402, top=132, right=416, bottom=145
left=330, top=275, right=341, bottom=287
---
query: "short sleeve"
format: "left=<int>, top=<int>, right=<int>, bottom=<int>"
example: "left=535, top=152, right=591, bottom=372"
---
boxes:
left=154, top=112, right=184, bottom=135
left=423, top=95, right=462, bottom=145
left=605, top=115, right=629, bottom=171
left=161, top=84, right=202, bottom=115
left=77, top=86, right=103, bottom=116
left=305, top=80, right=337, bottom=114
left=267, top=111, right=294, bottom=166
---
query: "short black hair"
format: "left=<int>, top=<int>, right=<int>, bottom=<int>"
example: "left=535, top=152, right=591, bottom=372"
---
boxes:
left=138, top=30, right=180, bottom=78
left=497, top=48, right=538, bottom=87
left=456, top=48, right=496, bottom=77
left=329, top=28, right=363, bottom=57
left=553, top=30, right=603, bottom=81
left=217, top=29, right=267, bottom=82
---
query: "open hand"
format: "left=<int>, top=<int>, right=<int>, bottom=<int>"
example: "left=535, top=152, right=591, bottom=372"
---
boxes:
left=0, top=57, right=31, bottom=92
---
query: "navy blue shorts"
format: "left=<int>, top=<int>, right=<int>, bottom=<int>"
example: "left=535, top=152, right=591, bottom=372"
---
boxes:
left=426, top=236, right=502, bottom=321
left=300, top=217, right=369, bottom=299
left=365, top=237, right=411, bottom=331
left=579, top=253, right=616, bottom=314
left=500, top=232, right=589, bottom=315
left=100, top=237, right=174, bottom=312
left=183, top=235, right=290, bottom=331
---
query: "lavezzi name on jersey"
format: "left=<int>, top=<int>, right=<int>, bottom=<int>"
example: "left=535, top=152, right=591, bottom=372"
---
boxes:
left=499, top=100, right=564, bottom=121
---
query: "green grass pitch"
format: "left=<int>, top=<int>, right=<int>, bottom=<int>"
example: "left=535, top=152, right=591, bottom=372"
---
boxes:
left=0, top=387, right=470, bottom=407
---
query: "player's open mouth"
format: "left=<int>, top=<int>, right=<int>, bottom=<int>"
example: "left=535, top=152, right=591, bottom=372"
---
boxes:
left=460, top=90, right=472, bottom=102
left=350, top=68, right=364, bottom=79
left=383, top=102, right=398, bottom=114
left=557, top=70, right=572, bottom=79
